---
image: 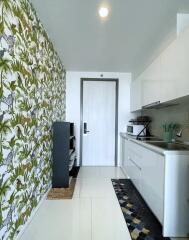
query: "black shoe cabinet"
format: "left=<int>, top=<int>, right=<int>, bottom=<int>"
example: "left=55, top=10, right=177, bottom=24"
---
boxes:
left=52, top=122, right=76, bottom=188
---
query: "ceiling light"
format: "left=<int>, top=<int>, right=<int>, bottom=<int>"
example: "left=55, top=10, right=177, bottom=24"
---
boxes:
left=99, top=7, right=109, bottom=18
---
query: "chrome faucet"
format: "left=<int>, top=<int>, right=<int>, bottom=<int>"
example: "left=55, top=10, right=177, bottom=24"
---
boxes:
left=176, top=125, right=189, bottom=138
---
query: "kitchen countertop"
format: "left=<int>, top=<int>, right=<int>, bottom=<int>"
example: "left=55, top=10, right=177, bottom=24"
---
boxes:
left=120, top=132, right=189, bottom=156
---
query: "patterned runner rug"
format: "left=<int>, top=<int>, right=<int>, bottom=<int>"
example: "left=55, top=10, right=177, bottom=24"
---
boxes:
left=112, top=179, right=170, bottom=240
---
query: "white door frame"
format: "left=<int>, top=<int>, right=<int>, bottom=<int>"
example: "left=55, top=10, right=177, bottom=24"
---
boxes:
left=80, top=78, right=119, bottom=166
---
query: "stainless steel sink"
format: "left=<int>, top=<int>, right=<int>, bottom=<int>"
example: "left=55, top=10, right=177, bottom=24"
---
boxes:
left=147, top=142, right=189, bottom=151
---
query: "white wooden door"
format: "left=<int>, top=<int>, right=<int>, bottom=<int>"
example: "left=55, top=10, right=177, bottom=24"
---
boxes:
left=82, top=80, right=116, bottom=166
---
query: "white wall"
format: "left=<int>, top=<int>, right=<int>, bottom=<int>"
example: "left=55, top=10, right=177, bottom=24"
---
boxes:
left=66, top=71, right=132, bottom=166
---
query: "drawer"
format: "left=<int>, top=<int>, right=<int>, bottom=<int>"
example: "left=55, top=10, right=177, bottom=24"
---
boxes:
left=128, top=156, right=142, bottom=193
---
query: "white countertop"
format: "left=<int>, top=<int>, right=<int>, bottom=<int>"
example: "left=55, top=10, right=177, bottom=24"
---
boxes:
left=120, top=132, right=189, bottom=156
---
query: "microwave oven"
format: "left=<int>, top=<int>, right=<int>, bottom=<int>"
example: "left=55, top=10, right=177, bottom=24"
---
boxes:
left=127, top=124, right=146, bottom=136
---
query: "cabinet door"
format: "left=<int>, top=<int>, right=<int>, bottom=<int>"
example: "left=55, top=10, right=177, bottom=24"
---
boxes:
left=163, top=154, right=189, bottom=236
left=128, top=155, right=142, bottom=192
left=130, top=78, right=142, bottom=112
left=137, top=26, right=189, bottom=107
left=121, top=139, right=139, bottom=181
left=141, top=56, right=162, bottom=106
left=124, top=139, right=133, bottom=179
left=121, top=137, right=128, bottom=176
left=127, top=141, right=142, bottom=192
left=124, top=141, right=164, bottom=224
left=141, top=148, right=165, bottom=224
left=161, top=27, right=189, bottom=102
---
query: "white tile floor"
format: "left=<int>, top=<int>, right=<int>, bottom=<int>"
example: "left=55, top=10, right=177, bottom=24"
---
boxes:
left=20, top=167, right=131, bottom=240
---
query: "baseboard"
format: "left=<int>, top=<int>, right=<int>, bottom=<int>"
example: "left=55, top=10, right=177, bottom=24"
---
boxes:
left=16, top=185, right=52, bottom=240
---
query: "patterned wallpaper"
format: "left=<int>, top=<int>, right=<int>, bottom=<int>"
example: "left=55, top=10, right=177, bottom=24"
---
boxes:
left=0, top=0, right=66, bottom=239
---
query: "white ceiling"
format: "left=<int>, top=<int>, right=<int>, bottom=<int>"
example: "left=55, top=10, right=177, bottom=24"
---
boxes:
left=31, top=0, right=189, bottom=76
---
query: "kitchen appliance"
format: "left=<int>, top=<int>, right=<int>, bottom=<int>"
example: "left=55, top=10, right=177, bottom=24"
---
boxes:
left=127, top=116, right=151, bottom=137
left=127, top=124, right=146, bottom=136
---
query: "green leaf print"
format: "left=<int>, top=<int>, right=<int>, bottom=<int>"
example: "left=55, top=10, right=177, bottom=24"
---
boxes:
left=0, top=0, right=66, bottom=238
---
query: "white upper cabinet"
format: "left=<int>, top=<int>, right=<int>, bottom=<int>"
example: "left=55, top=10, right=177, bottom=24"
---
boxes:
left=130, top=26, right=189, bottom=112
left=141, top=55, right=162, bottom=106
left=130, top=77, right=142, bottom=112
left=161, top=27, right=189, bottom=102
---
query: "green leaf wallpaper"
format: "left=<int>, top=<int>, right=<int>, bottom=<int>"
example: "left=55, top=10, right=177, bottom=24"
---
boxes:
left=0, top=0, right=66, bottom=239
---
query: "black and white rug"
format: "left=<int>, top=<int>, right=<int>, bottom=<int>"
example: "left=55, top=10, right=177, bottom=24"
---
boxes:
left=112, top=179, right=170, bottom=240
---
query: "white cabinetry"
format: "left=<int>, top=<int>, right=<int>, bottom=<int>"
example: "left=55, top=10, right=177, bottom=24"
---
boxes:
left=140, top=147, right=164, bottom=224
left=120, top=135, right=189, bottom=237
left=130, top=26, right=189, bottom=112
left=130, top=78, right=142, bottom=112
left=161, top=27, right=189, bottom=102
left=141, top=55, right=162, bottom=106
left=121, top=137, right=128, bottom=177
left=163, top=154, right=189, bottom=237
left=121, top=138, right=141, bottom=191
left=127, top=141, right=142, bottom=192
left=121, top=136, right=164, bottom=223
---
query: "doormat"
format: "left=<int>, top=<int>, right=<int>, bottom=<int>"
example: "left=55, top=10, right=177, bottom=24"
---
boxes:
left=47, top=178, right=77, bottom=200
left=47, top=167, right=80, bottom=200
left=112, top=179, right=170, bottom=240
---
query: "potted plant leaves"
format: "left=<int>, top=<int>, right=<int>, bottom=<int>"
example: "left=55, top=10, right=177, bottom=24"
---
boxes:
left=162, top=123, right=179, bottom=142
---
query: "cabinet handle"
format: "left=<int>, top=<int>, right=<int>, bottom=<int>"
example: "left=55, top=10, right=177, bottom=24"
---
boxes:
left=142, top=101, right=160, bottom=109
left=128, top=157, right=141, bottom=170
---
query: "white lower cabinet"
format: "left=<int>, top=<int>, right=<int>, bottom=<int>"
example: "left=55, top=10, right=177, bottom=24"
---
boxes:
left=140, top=147, right=164, bottom=224
left=163, top=154, right=189, bottom=237
left=123, top=139, right=164, bottom=223
left=120, top=136, right=189, bottom=237
left=128, top=156, right=142, bottom=193
left=121, top=139, right=142, bottom=192
left=121, top=137, right=129, bottom=177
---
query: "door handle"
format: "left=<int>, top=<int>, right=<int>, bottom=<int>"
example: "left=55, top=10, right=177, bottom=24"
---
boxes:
left=84, top=122, right=90, bottom=134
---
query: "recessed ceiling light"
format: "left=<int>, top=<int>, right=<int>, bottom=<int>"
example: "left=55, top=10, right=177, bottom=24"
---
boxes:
left=99, top=7, right=109, bottom=18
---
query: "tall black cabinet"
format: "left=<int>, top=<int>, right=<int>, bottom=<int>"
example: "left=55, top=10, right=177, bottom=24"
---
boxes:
left=52, top=122, right=76, bottom=188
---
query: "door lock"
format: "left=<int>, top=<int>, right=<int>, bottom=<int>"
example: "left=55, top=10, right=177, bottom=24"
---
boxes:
left=84, top=122, right=90, bottom=134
